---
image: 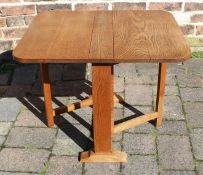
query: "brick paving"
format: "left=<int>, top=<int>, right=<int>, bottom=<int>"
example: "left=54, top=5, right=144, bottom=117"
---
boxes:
left=0, top=58, right=202, bottom=175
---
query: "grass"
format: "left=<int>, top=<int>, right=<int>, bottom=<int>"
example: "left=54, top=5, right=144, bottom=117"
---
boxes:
left=185, top=37, right=203, bottom=58
left=192, top=51, right=203, bottom=58
left=39, top=161, right=49, bottom=175
left=186, top=37, right=203, bottom=47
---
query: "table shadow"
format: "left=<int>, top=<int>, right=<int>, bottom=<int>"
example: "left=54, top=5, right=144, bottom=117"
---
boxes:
left=0, top=50, right=93, bottom=153
left=0, top=50, right=155, bottom=158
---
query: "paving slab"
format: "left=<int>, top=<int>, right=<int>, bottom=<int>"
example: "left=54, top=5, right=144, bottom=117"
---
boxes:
left=113, top=109, right=123, bottom=141
left=5, top=127, right=56, bottom=149
left=123, top=133, right=156, bottom=154
left=190, top=128, right=203, bottom=160
left=62, top=63, right=86, bottom=80
left=157, top=120, right=187, bottom=135
left=52, top=80, right=92, bottom=97
left=153, top=85, right=179, bottom=96
left=125, top=123, right=155, bottom=134
left=184, top=59, right=203, bottom=74
left=0, top=122, right=12, bottom=135
left=113, top=141, right=122, bottom=151
left=4, top=85, right=32, bottom=97
left=184, top=102, right=203, bottom=128
left=114, top=76, right=124, bottom=92
left=0, top=86, right=7, bottom=96
left=125, top=74, right=152, bottom=85
left=162, top=96, right=185, bottom=120
left=0, top=172, right=37, bottom=175
left=21, top=96, right=45, bottom=113
left=157, top=135, right=194, bottom=170
left=134, top=63, right=158, bottom=75
left=167, top=63, right=185, bottom=75
left=60, top=106, right=92, bottom=125
left=125, top=84, right=152, bottom=105
left=152, top=73, right=178, bottom=85
left=54, top=96, right=69, bottom=105
left=32, top=80, right=91, bottom=97
left=12, top=65, right=37, bottom=85
left=0, top=72, right=10, bottom=85
left=114, top=108, right=123, bottom=121
left=180, top=87, right=203, bottom=102
left=84, top=163, right=120, bottom=175
left=0, top=136, right=5, bottom=146
left=198, top=162, right=203, bottom=175
left=0, top=59, right=202, bottom=174
left=123, top=106, right=154, bottom=133
left=166, top=74, right=178, bottom=85
left=113, top=132, right=122, bottom=142
left=46, top=156, right=82, bottom=175
left=52, top=124, right=90, bottom=156
left=114, top=93, right=124, bottom=108
left=160, top=171, right=196, bottom=175
left=114, top=63, right=137, bottom=77
left=0, top=148, right=50, bottom=173
left=15, top=110, right=46, bottom=127
left=48, top=64, right=63, bottom=82
left=177, top=73, right=203, bottom=87
left=0, top=98, right=21, bottom=122
left=124, top=106, right=152, bottom=117
left=122, top=155, right=157, bottom=175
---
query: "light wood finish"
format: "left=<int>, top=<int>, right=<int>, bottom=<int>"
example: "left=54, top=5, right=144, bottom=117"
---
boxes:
left=89, top=11, right=113, bottom=60
left=13, top=10, right=191, bottom=63
left=53, top=95, right=123, bottom=116
left=155, top=63, right=167, bottom=127
left=80, top=64, right=127, bottom=162
left=113, top=11, right=190, bottom=62
left=13, top=10, right=190, bottom=163
left=92, top=64, right=114, bottom=152
left=40, top=64, right=54, bottom=128
left=114, top=112, right=158, bottom=133
left=80, top=149, right=127, bottom=162
left=53, top=97, right=93, bottom=116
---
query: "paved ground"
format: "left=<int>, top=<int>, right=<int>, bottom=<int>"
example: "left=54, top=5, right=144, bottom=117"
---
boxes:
left=0, top=57, right=202, bottom=175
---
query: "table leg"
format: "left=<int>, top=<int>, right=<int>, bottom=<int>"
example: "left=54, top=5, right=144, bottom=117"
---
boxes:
left=40, top=63, right=54, bottom=128
left=80, top=64, right=127, bottom=162
left=155, top=63, right=166, bottom=127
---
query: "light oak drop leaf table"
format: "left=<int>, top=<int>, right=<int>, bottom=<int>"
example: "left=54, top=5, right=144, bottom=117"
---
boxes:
left=13, top=10, right=191, bottom=163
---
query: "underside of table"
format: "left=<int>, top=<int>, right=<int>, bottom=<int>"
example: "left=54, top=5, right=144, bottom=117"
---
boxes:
left=40, top=62, right=166, bottom=163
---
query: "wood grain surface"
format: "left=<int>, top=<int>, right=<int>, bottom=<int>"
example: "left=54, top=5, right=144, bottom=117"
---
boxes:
left=13, top=10, right=191, bottom=63
left=40, top=63, right=54, bottom=127
left=92, top=64, right=114, bottom=152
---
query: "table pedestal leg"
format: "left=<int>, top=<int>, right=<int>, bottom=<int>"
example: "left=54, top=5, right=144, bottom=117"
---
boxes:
left=155, top=63, right=166, bottom=127
left=80, top=64, right=127, bottom=162
left=40, top=63, right=54, bottom=128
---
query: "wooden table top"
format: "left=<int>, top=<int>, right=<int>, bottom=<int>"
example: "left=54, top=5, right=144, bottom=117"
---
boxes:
left=13, top=10, right=191, bottom=63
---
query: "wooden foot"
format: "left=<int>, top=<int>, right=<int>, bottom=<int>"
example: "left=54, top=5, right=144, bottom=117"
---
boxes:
left=40, top=63, right=54, bottom=128
left=80, top=149, right=127, bottom=162
left=155, top=63, right=166, bottom=127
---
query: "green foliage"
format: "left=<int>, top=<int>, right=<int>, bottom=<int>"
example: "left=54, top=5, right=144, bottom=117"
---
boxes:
left=192, top=51, right=203, bottom=58
left=150, top=128, right=159, bottom=138
left=39, top=161, right=49, bottom=175
left=186, top=37, right=203, bottom=47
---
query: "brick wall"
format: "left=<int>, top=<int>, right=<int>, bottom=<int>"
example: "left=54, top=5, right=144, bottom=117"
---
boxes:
left=0, top=0, right=203, bottom=53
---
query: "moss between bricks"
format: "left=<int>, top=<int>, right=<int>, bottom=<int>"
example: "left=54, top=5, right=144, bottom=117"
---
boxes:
left=39, top=160, right=49, bottom=175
